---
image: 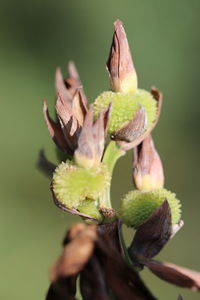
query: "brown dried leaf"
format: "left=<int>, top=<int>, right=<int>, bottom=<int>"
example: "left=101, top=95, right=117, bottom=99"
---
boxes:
left=50, top=224, right=97, bottom=280
left=74, top=105, right=95, bottom=162
left=129, top=200, right=171, bottom=260
left=55, top=95, right=80, bottom=153
left=96, top=222, right=157, bottom=300
left=55, top=67, right=72, bottom=103
left=72, top=89, right=88, bottom=126
left=46, top=276, right=77, bottom=300
left=144, top=260, right=200, bottom=291
left=116, top=87, right=162, bottom=151
left=80, top=256, right=110, bottom=300
left=43, top=99, right=68, bottom=153
left=66, top=61, right=88, bottom=105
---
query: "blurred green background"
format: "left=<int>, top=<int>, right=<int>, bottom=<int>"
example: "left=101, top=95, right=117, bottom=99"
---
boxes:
left=1, top=0, right=200, bottom=299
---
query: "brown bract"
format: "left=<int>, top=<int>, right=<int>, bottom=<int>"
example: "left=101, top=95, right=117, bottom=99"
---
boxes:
left=111, top=106, right=147, bottom=143
left=50, top=223, right=97, bottom=280
left=129, top=200, right=172, bottom=260
left=43, top=62, right=111, bottom=163
left=74, top=104, right=111, bottom=168
left=143, top=260, right=200, bottom=291
left=112, top=87, right=162, bottom=151
left=46, top=221, right=157, bottom=300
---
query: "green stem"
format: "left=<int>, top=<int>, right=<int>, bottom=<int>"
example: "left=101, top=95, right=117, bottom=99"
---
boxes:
left=100, top=141, right=125, bottom=209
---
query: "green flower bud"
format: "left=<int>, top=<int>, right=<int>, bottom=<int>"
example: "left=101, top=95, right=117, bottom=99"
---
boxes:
left=94, top=90, right=157, bottom=134
left=119, top=188, right=181, bottom=229
left=53, top=161, right=110, bottom=209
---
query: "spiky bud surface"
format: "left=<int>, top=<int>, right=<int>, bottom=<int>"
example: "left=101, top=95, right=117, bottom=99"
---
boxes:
left=94, top=90, right=157, bottom=134
left=53, top=161, right=110, bottom=209
left=119, top=188, right=181, bottom=229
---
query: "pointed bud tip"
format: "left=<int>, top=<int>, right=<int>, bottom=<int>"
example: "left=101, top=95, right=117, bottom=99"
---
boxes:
left=107, top=20, right=137, bottom=93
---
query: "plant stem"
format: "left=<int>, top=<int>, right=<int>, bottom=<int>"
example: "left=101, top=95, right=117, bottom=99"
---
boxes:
left=100, top=141, right=125, bottom=209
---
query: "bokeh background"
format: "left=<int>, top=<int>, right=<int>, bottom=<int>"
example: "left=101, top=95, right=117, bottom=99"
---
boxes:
left=1, top=0, right=200, bottom=299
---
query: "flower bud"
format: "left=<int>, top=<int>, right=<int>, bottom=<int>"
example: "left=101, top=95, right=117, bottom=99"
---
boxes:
left=119, top=188, right=181, bottom=229
left=74, top=104, right=110, bottom=169
left=133, top=135, right=164, bottom=190
left=52, top=161, right=111, bottom=209
left=107, top=20, right=137, bottom=93
left=94, top=90, right=157, bottom=134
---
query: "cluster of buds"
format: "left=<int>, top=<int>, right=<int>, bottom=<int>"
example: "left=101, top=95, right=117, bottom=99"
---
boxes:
left=39, top=20, right=162, bottom=222
left=38, top=20, right=200, bottom=299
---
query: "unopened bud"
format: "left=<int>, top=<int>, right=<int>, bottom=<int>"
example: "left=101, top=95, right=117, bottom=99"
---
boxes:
left=133, top=135, right=164, bottom=190
left=107, top=20, right=138, bottom=93
left=52, top=161, right=111, bottom=210
left=119, top=188, right=181, bottom=229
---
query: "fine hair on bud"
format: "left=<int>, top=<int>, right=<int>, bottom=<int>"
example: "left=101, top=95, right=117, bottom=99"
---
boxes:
left=94, top=90, right=157, bottom=134
left=53, top=161, right=111, bottom=209
left=119, top=188, right=181, bottom=229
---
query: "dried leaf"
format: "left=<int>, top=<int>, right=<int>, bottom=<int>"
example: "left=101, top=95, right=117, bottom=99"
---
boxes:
left=74, top=105, right=95, bottom=162
left=55, top=67, right=72, bottom=103
left=96, top=223, right=157, bottom=300
left=129, top=200, right=171, bottom=260
left=46, top=276, right=77, bottom=300
left=80, top=256, right=109, bottom=300
left=43, top=99, right=69, bottom=153
left=144, top=260, right=200, bottom=291
left=66, top=61, right=88, bottom=105
left=72, top=89, right=88, bottom=126
left=36, top=150, right=56, bottom=178
left=50, top=224, right=97, bottom=280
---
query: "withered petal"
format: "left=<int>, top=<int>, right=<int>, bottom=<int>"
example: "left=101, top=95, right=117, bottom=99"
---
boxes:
left=36, top=149, right=56, bottom=178
left=143, top=260, right=200, bottom=291
left=55, top=67, right=72, bottom=103
left=116, top=87, right=162, bottom=151
left=43, top=99, right=69, bottom=152
left=50, top=224, right=97, bottom=280
left=129, top=200, right=171, bottom=260
left=111, top=106, right=147, bottom=143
